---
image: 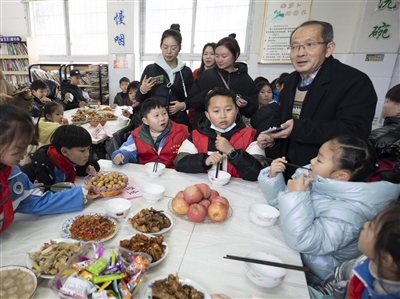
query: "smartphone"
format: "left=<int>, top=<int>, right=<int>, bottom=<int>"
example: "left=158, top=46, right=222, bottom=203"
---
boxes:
left=260, top=127, right=283, bottom=134
left=151, top=75, right=164, bottom=85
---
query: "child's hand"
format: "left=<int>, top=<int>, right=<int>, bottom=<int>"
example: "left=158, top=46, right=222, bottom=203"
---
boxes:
left=287, top=173, right=313, bottom=192
left=40, top=96, right=52, bottom=103
left=215, top=135, right=234, bottom=154
left=269, top=157, right=287, bottom=178
left=206, top=152, right=223, bottom=166
left=78, top=101, right=86, bottom=108
left=122, top=109, right=131, bottom=118
left=113, top=154, right=125, bottom=165
left=62, top=118, right=69, bottom=125
left=33, top=180, right=44, bottom=192
left=84, top=186, right=103, bottom=200
left=86, top=165, right=97, bottom=175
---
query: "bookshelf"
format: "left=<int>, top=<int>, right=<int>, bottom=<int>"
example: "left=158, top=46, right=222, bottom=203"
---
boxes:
left=0, top=37, right=38, bottom=85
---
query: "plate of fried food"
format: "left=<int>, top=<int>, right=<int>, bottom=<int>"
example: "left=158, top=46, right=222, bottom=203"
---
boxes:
left=26, top=239, right=81, bottom=279
left=71, top=109, right=87, bottom=125
left=84, top=171, right=128, bottom=197
left=62, top=213, right=118, bottom=242
left=99, top=106, right=115, bottom=112
left=126, top=208, right=173, bottom=235
left=97, top=111, right=118, bottom=120
left=119, top=233, right=168, bottom=268
left=139, top=273, right=212, bottom=299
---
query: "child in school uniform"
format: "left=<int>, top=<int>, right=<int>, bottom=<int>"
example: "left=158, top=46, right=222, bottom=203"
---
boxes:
left=111, top=98, right=188, bottom=168
left=258, top=135, right=400, bottom=286
left=30, top=80, right=53, bottom=117
left=113, top=77, right=130, bottom=106
left=174, top=88, right=268, bottom=181
left=35, top=101, right=67, bottom=147
left=22, top=125, right=100, bottom=190
left=0, top=105, right=100, bottom=233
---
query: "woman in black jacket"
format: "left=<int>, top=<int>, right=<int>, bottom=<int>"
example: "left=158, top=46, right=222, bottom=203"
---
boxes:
left=179, top=34, right=259, bottom=130
left=136, top=24, right=193, bottom=126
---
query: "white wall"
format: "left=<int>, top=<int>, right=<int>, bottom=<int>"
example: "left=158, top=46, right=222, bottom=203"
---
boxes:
left=0, top=0, right=28, bottom=37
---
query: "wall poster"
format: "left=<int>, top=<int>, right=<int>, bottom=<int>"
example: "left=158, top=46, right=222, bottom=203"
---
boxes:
left=258, top=0, right=313, bottom=64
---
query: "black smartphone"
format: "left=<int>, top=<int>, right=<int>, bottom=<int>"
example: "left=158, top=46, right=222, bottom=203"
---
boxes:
left=260, top=127, right=283, bottom=134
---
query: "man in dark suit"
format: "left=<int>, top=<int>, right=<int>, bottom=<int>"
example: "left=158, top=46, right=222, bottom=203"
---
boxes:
left=258, top=20, right=377, bottom=178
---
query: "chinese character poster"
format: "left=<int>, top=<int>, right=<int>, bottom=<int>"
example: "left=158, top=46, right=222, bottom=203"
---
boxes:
left=258, top=0, right=313, bottom=64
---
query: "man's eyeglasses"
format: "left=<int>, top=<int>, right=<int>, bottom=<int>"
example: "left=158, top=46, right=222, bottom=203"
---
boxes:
left=287, top=42, right=328, bottom=53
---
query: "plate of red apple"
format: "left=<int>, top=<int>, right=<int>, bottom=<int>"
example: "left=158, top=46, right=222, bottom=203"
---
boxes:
left=168, top=183, right=232, bottom=223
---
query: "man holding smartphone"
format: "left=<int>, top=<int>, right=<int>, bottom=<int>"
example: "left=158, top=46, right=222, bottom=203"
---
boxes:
left=61, top=69, right=88, bottom=110
left=258, top=20, right=377, bottom=179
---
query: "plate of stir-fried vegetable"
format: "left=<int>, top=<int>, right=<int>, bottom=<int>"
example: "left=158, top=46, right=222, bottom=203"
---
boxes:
left=61, top=213, right=119, bottom=242
left=26, top=239, right=81, bottom=279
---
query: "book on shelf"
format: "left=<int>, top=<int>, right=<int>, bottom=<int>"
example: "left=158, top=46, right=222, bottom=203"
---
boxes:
left=0, top=42, right=28, bottom=55
left=5, top=74, right=30, bottom=86
left=30, top=69, right=60, bottom=84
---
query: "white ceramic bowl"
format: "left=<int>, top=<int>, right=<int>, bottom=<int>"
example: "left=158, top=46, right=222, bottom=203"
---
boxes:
left=249, top=203, right=280, bottom=227
left=118, top=117, right=129, bottom=124
left=144, top=162, right=166, bottom=177
left=0, top=265, right=38, bottom=298
left=245, top=252, right=286, bottom=288
left=50, top=182, right=76, bottom=192
left=141, top=183, right=165, bottom=203
left=208, top=170, right=231, bottom=186
left=104, top=198, right=132, bottom=219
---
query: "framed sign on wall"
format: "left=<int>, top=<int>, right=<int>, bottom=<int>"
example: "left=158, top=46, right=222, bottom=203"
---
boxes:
left=258, top=0, right=313, bottom=64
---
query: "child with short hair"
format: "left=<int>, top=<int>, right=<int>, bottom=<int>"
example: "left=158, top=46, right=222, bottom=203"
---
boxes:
left=174, top=88, right=267, bottom=181
left=111, top=98, right=188, bottom=168
left=35, top=102, right=67, bottom=147
left=121, top=81, right=142, bottom=132
left=369, top=84, right=400, bottom=164
left=30, top=80, right=52, bottom=117
left=347, top=201, right=400, bottom=298
left=22, top=125, right=100, bottom=190
left=258, top=135, right=400, bottom=286
left=0, top=105, right=100, bottom=233
left=256, top=81, right=275, bottom=106
left=114, top=77, right=130, bottom=106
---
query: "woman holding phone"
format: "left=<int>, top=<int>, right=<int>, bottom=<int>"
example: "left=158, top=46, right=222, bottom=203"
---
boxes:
left=175, top=34, right=258, bottom=130
left=136, top=24, right=193, bottom=126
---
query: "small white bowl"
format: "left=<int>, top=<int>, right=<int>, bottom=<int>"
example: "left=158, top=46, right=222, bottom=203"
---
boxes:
left=208, top=170, right=231, bottom=186
left=104, top=198, right=132, bottom=219
left=118, top=117, right=129, bottom=125
left=144, top=162, right=166, bottom=177
left=50, top=182, right=76, bottom=192
left=249, top=203, right=280, bottom=227
left=141, top=183, right=165, bottom=203
left=0, top=265, right=38, bottom=298
left=245, top=252, right=286, bottom=288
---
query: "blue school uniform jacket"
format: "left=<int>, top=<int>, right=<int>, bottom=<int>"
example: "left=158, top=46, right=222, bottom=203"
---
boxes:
left=257, top=167, right=400, bottom=284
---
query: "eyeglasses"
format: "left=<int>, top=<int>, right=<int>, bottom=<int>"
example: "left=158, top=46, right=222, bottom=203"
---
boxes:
left=287, top=42, right=328, bottom=53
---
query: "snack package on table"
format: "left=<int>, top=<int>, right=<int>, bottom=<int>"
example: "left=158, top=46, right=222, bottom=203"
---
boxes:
left=48, top=242, right=152, bottom=299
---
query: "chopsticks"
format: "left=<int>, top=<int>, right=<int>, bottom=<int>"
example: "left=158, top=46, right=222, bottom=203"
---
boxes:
left=265, top=157, right=310, bottom=170
left=224, top=255, right=310, bottom=272
left=215, top=162, right=220, bottom=178
left=153, top=156, right=160, bottom=173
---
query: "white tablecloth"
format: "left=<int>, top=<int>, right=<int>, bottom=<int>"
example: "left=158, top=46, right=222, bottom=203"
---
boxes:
left=0, top=160, right=309, bottom=299
left=63, top=106, right=129, bottom=144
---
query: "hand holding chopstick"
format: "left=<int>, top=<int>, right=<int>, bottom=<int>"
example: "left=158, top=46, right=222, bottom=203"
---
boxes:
left=265, top=157, right=310, bottom=170
left=224, top=255, right=309, bottom=272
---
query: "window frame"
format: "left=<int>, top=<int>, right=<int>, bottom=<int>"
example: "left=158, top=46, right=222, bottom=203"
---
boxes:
left=26, top=0, right=108, bottom=62
left=138, top=0, right=255, bottom=72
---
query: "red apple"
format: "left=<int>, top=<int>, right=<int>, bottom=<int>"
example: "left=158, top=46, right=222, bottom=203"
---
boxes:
left=171, top=196, right=190, bottom=215
left=198, top=199, right=211, bottom=209
left=209, top=189, right=220, bottom=202
left=207, top=202, right=228, bottom=222
left=187, top=204, right=207, bottom=223
left=210, top=196, right=229, bottom=208
left=183, top=185, right=203, bottom=204
left=175, top=190, right=184, bottom=198
left=194, top=183, right=211, bottom=199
